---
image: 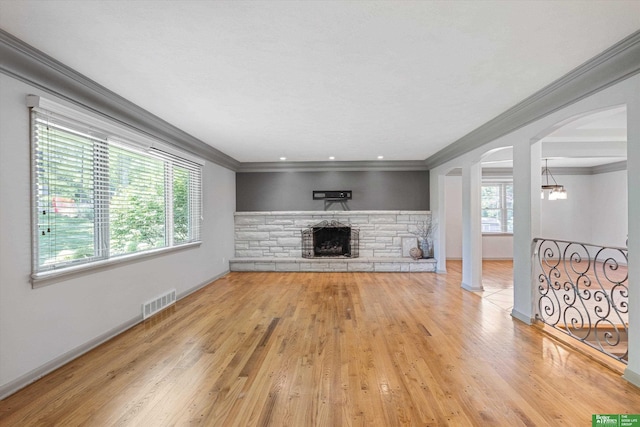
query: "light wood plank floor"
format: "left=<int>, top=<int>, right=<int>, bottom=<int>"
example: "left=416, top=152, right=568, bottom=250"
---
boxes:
left=2, top=264, right=640, bottom=426
left=448, top=260, right=516, bottom=312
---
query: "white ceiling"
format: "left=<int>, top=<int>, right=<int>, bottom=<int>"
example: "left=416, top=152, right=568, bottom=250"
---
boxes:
left=1, top=1, right=639, bottom=163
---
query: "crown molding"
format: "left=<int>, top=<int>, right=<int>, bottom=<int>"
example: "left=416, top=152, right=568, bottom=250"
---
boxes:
left=0, top=29, right=240, bottom=171
left=549, top=164, right=628, bottom=175
left=591, top=160, right=627, bottom=175
left=3, top=27, right=638, bottom=175
left=425, top=29, right=640, bottom=170
left=446, top=161, right=628, bottom=177
left=550, top=167, right=595, bottom=176
left=446, top=168, right=514, bottom=177
left=237, top=160, right=429, bottom=173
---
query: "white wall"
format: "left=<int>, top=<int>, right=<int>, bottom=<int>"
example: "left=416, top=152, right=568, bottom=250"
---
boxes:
left=481, top=235, right=514, bottom=259
left=445, top=170, right=628, bottom=259
left=0, top=74, right=236, bottom=397
left=444, top=176, right=463, bottom=258
left=540, top=171, right=627, bottom=247
left=591, top=169, right=628, bottom=247
left=539, top=174, right=594, bottom=242
left=445, top=175, right=514, bottom=259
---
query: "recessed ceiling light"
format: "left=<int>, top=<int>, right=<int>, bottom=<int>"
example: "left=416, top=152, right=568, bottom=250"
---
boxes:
left=377, top=155, right=384, bottom=160
left=329, top=156, right=335, bottom=160
left=280, top=157, right=287, bottom=161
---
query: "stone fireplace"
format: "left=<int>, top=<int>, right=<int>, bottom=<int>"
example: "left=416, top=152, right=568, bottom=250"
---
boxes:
left=231, top=210, right=436, bottom=272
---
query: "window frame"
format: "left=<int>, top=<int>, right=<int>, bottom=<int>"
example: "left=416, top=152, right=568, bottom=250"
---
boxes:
left=481, top=181, right=513, bottom=235
left=28, top=95, right=204, bottom=287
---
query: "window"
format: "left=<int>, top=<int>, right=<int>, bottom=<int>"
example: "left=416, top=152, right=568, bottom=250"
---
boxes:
left=30, top=97, right=202, bottom=279
left=481, top=182, right=513, bottom=233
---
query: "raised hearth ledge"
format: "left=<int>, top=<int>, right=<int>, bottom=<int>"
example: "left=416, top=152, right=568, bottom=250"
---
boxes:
left=230, top=257, right=436, bottom=273
left=235, top=210, right=429, bottom=216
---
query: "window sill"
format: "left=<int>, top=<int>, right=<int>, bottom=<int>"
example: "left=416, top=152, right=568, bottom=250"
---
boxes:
left=482, top=232, right=513, bottom=237
left=31, top=242, right=202, bottom=289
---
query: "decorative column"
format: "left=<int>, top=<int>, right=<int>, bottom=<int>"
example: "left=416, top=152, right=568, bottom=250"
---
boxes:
left=511, top=139, right=541, bottom=324
left=461, top=160, right=483, bottom=291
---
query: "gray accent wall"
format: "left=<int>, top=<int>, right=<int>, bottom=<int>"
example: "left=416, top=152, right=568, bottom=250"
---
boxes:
left=236, top=171, right=429, bottom=211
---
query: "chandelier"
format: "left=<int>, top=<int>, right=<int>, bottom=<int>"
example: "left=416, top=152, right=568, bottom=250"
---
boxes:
left=541, top=159, right=567, bottom=200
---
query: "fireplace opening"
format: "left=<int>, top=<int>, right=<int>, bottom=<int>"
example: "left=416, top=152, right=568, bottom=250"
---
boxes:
left=314, top=226, right=351, bottom=257
left=302, top=220, right=359, bottom=258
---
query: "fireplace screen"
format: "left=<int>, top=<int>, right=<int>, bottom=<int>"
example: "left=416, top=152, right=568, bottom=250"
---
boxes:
left=301, top=220, right=359, bottom=258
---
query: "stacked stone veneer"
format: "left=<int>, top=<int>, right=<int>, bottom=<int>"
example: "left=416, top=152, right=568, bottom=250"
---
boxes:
left=231, top=210, right=436, bottom=272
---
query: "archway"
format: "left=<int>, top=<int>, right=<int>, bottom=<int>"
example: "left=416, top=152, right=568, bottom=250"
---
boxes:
left=511, top=104, right=628, bottom=326
left=535, top=105, right=627, bottom=245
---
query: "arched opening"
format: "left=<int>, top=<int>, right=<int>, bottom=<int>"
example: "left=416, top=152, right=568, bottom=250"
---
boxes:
left=441, top=146, right=514, bottom=299
left=535, top=105, right=627, bottom=246
left=528, top=105, right=629, bottom=360
left=464, top=105, right=627, bottom=312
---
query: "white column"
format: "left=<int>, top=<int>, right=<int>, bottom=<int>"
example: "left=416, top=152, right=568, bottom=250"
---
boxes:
left=511, top=139, right=541, bottom=324
left=461, top=160, right=483, bottom=291
left=623, top=79, right=640, bottom=386
left=430, top=170, right=447, bottom=273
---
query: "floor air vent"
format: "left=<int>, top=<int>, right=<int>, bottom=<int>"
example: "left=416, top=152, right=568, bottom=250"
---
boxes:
left=142, top=289, right=177, bottom=319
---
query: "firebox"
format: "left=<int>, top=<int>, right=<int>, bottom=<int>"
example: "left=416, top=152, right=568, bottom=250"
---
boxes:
left=301, top=220, right=359, bottom=258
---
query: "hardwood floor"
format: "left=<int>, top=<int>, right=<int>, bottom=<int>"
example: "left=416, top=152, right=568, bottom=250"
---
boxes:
left=2, top=264, right=640, bottom=426
left=446, top=260, right=515, bottom=312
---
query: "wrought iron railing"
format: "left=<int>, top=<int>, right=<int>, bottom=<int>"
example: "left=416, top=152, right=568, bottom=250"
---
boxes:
left=533, top=238, right=628, bottom=363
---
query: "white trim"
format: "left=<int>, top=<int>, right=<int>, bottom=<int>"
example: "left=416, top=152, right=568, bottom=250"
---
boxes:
left=461, top=282, right=484, bottom=292
left=234, top=210, right=430, bottom=216
left=623, top=367, right=640, bottom=388
left=0, top=270, right=229, bottom=400
left=447, top=163, right=628, bottom=177
left=237, top=160, right=428, bottom=172
left=0, top=314, right=140, bottom=400
left=511, top=309, right=535, bottom=325
left=176, top=271, right=229, bottom=300
left=30, top=103, right=205, bottom=281
left=592, top=160, right=627, bottom=175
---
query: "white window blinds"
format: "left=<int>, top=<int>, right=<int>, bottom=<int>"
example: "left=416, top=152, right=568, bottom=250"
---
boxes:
left=30, top=97, right=203, bottom=277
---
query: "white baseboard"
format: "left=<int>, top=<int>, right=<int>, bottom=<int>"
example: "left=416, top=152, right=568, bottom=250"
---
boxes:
left=177, top=270, right=229, bottom=300
left=623, top=367, right=640, bottom=388
left=461, top=282, right=484, bottom=292
left=446, top=257, right=513, bottom=261
left=0, top=315, right=140, bottom=400
left=0, top=270, right=230, bottom=401
left=511, top=309, right=535, bottom=325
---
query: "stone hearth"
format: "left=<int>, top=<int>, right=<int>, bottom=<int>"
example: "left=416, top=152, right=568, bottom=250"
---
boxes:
left=231, top=211, right=436, bottom=272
